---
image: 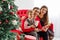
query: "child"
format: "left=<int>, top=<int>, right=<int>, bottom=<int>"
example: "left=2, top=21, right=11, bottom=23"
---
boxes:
left=21, top=10, right=38, bottom=40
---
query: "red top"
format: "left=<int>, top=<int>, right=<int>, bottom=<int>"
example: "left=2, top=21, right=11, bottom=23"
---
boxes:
left=21, top=19, right=35, bottom=32
left=35, top=16, right=54, bottom=32
left=35, top=16, right=42, bottom=29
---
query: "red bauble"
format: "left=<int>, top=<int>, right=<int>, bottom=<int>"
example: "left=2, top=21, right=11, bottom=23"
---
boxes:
left=0, top=11, right=2, bottom=14
left=2, top=0, right=5, bottom=2
left=5, top=19, right=9, bottom=23
left=2, top=0, right=5, bottom=1
left=10, top=6, right=13, bottom=9
left=10, top=12, right=14, bottom=15
left=0, top=21, right=2, bottom=24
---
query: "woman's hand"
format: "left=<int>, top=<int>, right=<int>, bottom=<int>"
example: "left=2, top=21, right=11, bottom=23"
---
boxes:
left=35, top=28, right=39, bottom=32
left=42, top=23, right=51, bottom=32
left=45, top=23, right=51, bottom=28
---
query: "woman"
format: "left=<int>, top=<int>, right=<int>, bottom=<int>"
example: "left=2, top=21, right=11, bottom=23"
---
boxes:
left=37, top=5, right=51, bottom=40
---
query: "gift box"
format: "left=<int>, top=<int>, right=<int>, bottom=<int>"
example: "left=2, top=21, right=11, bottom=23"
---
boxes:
left=25, top=35, right=36, bottom=40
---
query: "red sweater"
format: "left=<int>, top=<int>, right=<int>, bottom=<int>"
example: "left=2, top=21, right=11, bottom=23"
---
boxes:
left=35, top=16, right=42, bottom=29
left=35, top=16, right=54, bottom=32
left=21, top=19, right=35, bottom=32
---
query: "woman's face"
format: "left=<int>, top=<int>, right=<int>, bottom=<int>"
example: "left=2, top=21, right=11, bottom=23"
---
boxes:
left=33, top=9, right=40, bottom=16
left=40, top=8, right=47, bottom=15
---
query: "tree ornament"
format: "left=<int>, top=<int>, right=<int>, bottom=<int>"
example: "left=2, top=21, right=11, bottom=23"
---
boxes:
left=5, top=19, right=9, bottom=23
left=10, top=12, right=14, bottom=15
left=0, top=7, right=2, bottom=11
left=0, top=21, right=2, bottom=24
left=10, top=5, right=13, bottom=9
left=0, top=11, right=2, bottom=14
left=2, top=0, right=5, bottom=2
left=12, top=20, right=17, bottom=25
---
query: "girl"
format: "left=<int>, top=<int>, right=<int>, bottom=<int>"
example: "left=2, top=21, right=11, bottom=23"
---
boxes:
left=21, top=10, right=38, bottom=39
left=37, top=5, right=51, bottom=40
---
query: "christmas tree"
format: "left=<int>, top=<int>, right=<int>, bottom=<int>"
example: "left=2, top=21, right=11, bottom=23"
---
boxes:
left=0, top=0, right=19, bottom=40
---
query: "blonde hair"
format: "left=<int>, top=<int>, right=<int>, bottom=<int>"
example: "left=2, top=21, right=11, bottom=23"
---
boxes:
left=27, top=10, right=32, bottom=15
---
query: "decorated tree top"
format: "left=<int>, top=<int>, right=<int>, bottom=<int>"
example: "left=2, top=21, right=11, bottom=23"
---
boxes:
left=0, top=0, right=19, bottom=40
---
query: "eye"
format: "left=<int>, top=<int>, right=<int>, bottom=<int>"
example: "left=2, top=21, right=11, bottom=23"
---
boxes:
left=42, top=8, right=45, bottom=10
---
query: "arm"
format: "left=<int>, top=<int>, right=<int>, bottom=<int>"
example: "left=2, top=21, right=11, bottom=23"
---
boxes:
left=35, top=21, right=42, bottom=32
left=21, top=20, right=35, bottom=32
left=42, top=23, right=52, bottom=32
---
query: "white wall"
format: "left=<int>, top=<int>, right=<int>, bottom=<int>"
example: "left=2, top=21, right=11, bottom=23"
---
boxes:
left=14, top=0, right=34, bottom=10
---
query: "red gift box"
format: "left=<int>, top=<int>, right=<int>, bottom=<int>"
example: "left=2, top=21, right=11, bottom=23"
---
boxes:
left=25, top=35, right=36, bottom=40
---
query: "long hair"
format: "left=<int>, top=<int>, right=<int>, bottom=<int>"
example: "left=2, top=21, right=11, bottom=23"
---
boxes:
left=39, top=5, right=48, bottom=25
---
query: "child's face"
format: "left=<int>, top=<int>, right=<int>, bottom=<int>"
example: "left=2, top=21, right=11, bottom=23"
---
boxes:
left=28, top=12, right=35, bottom=20
left=28, top=12, right=32, bottom=19
left=32, top=12, right=35, bottom=19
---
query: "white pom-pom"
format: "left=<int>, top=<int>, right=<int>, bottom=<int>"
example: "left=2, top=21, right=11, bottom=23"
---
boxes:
left=0, top=7, right=2, bottom=11
left=12, top=20, right=17, bottom=25
left=15, top=14, right=18, bottom=17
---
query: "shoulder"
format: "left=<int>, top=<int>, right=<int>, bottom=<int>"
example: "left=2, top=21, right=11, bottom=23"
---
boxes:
left=35, top=16, right=40, bottom=21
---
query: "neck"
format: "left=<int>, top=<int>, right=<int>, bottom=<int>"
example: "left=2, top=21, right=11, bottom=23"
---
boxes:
left=39, top=13, right=44, bottom=18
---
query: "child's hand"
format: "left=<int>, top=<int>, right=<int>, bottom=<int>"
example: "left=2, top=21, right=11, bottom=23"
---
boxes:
left=35, top=28, right=39, bottom=32
left=31, top=25, right=35, bottom=28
